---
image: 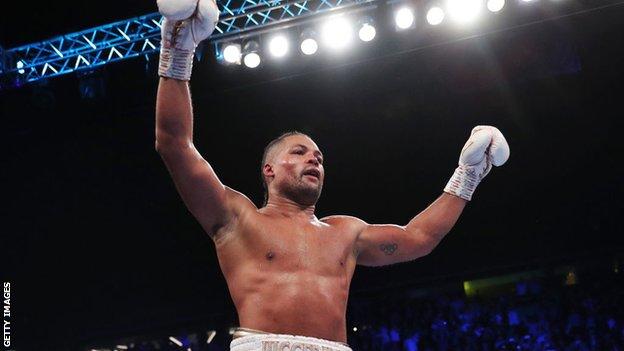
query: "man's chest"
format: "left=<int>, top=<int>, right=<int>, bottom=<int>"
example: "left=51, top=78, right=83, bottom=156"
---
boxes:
left=236, top=216, right=358, bottom=273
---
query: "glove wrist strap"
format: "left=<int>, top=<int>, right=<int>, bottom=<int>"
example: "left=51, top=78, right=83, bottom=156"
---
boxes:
left=444, top=165, right=480, bottom=201
left=158, top=46, right=195, bottom=81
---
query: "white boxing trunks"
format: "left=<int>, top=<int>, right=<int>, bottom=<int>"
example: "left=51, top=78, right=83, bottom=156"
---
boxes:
left=230, top=327, right=352, bottom=351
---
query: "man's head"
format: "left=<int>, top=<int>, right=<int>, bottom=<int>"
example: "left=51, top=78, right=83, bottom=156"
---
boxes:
left=260, top=131, right=325, bottom=207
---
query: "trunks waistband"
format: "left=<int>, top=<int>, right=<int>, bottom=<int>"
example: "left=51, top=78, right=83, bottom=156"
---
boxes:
left=231, top=327, right=351, bottom=351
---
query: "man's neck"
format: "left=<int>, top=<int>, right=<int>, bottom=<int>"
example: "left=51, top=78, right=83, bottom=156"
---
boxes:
left=263, top=194, right=317, bottom=221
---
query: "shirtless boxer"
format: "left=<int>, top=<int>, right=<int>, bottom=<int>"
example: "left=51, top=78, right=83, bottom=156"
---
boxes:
left=154, top=0, right=510, bottom=350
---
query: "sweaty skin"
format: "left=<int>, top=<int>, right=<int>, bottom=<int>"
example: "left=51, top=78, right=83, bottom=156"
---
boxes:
left=215, top=209, right=360, bottom=342
left=155, top=78, right=467, bottom=344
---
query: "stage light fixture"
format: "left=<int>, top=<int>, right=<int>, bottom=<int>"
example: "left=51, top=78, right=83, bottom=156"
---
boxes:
left=447, top=0, right=483, bottom=24
left=300, top=28, right=319, bottom=55
left=222, top=43, right=241, bottom=64
left=322, top=17, right=353, bottom=49
left=395, top=7, right=415, bottom=29
left=269, top=35, right=289, bottom=57
left=301, top=38, right=318, bottom=55
left=487, top=0, right=505, bottom=11
left=243, top=53, right=261, bottom=68
left=17, top=60, right=25, bottom=74
left=426, top=6, right=445, bottom=25
left=358, top=19, right=377, bottom=42
left=243, top=41, right=261, bottom=68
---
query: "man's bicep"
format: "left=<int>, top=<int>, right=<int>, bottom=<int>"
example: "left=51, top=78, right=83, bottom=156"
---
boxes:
left=356, top=223, right=431, bottom=267
left=158, top=143, right=250, bottom=234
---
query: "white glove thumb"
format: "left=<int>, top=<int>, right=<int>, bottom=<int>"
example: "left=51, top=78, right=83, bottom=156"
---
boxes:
left=488, top=127, right=510, bottom=167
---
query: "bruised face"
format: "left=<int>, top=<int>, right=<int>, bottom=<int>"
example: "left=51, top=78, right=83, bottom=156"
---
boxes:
left=264, top=135, right=325, bottom=206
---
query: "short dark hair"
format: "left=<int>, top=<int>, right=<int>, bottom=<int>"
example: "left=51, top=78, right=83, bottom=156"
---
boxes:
left=260, top=131, right=311, bottom=206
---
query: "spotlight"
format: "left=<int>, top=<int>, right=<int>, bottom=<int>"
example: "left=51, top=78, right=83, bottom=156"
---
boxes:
left=487, top=0, right=505, bottom=11
left=447, top=0, right=483, bottom=24
left=300, top=29, right=319, bottom=55
left=426, top=6, right=445, bottom=25
left=222, top=43, right=241, bottom=64
left=358, top=17, right=376, bottom=42
left=16, top=60, right=25, bottom=74
left=243, top=52, right=261, bottom=68
left=395, top=7, right=415, bottom=29
left=322, top=17, right=353, bottom=49
left=301, top=38, right=318, bottom=55
left=269, top=35, right=289, bottom=57
left=243, top=41, right=261, bottom=68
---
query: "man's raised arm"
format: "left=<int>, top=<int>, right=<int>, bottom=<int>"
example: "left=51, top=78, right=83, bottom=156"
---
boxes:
left=155, top=0, right=254, bottom=237
left=355, top=126, right=510, bottom=266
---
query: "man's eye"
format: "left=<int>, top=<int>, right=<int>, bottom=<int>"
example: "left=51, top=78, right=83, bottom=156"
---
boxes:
left=318, top=158, right=324, bottom=164
left=293, top=150, right=304, bottom=154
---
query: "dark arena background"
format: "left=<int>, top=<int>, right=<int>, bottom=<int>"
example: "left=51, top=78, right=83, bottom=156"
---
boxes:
left=2, top=0, right=624, bottom=350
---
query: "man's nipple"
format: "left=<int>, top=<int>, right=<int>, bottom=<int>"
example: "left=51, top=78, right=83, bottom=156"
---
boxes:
left=266, top=251, right=275, bottom=260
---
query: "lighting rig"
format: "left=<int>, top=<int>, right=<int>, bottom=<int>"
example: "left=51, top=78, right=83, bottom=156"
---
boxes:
left=0, top=0, right=621, bottom=88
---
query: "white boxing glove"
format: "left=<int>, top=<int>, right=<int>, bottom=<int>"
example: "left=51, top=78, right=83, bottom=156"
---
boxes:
left=158, top=0, right=220, bottom=81
left=444, top=125, right=510, bottom=201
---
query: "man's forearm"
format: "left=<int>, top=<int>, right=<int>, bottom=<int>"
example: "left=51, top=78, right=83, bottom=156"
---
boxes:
left=405, top=193, right=467, bottom=251
left=399, top=126, right=509, bottom=257
left=155, top=77, right=194, bottom=147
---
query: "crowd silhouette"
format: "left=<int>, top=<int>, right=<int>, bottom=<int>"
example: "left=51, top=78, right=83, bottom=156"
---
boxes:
left=347, top=272, right=623, bottom=351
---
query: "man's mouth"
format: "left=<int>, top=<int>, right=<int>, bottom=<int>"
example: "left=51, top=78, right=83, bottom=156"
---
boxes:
left=302, top=169, right=320, bottom=179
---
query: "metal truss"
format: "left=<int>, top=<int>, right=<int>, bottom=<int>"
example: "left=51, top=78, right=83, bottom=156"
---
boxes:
left=0, top=0, right=376, bottom=88
left=213, top=0, right=374, bottom=41
left=1, top=13, right=163, bottom=87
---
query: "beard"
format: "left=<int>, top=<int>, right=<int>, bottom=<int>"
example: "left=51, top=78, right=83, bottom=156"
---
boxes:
left=280, top=175, right=323, bottom=206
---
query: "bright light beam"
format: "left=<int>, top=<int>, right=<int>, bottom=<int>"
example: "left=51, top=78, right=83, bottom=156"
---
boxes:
left=269, top=35, right=289, bottom=57
left=223, top=44, right=241, bottom=63
left=426, top=6, right=445, bottom=25
left=395, top=7, right=415, bottom=29
left=358, top=23, right=376, bottom=41
left=243, top=52, right=261, bottom=68
left=487, top=0, right=505, bottom=12
left=322, top=17, right=353, bottom=49
left=300, top=38, right=318, bottom=55
left=447, top=0, right=483, bottom=24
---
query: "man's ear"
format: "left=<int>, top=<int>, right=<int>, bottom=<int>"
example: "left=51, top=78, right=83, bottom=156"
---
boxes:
left=263, top=163, right=275, bottom=181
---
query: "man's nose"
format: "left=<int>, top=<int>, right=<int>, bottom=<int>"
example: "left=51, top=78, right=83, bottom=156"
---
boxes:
left=306, top=156, right=319, bottom=165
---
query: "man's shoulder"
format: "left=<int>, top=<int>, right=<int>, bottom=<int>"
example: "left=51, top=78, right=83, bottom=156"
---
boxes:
left=225, top=186, right=258, bottom=213
left=320, top=215, right=367, bottom=229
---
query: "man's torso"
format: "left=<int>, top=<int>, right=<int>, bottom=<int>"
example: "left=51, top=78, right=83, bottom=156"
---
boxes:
left=213, top=209, right=361, bottom=343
